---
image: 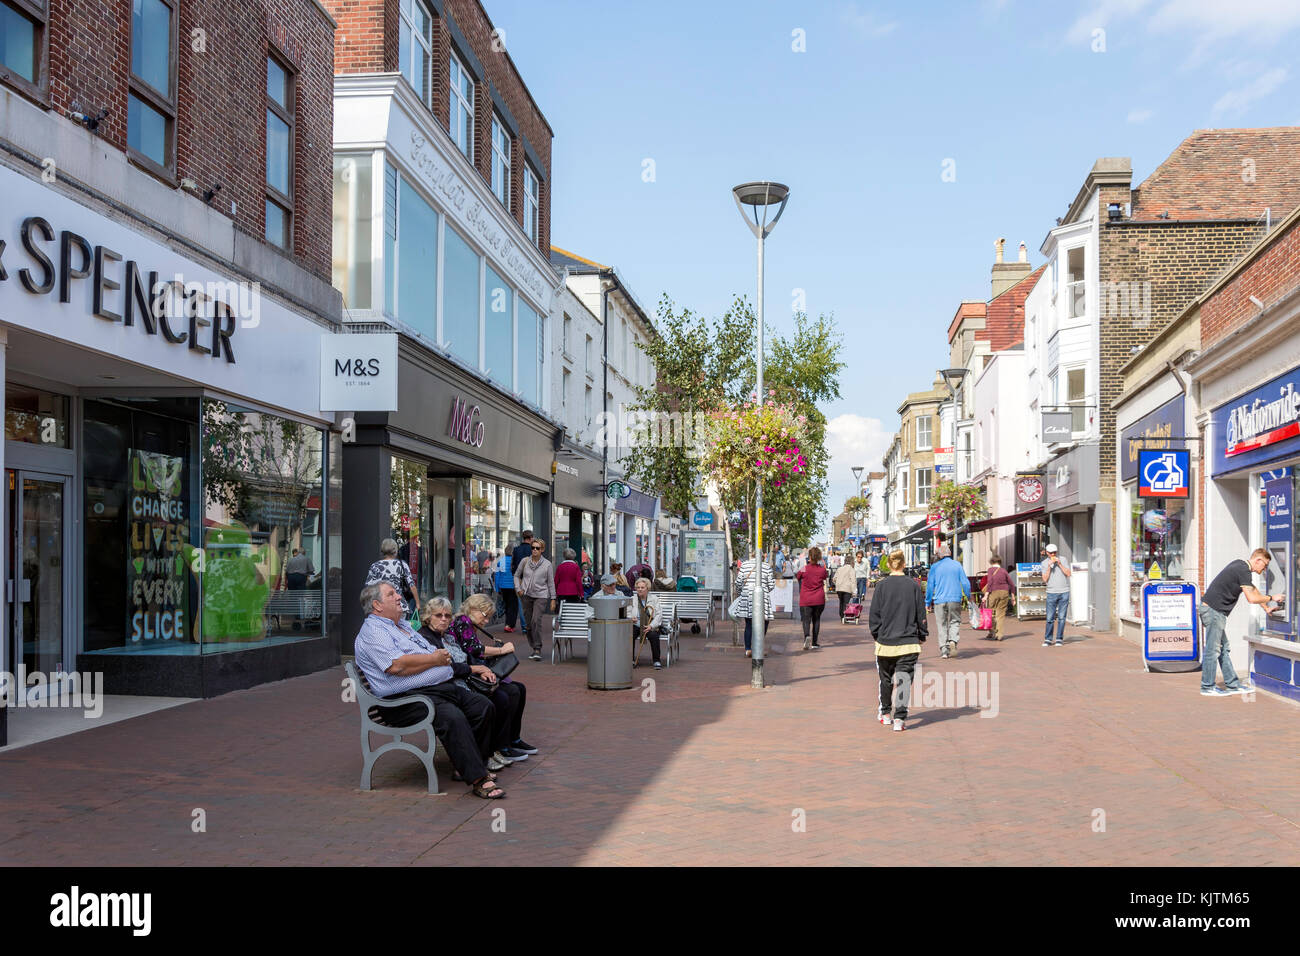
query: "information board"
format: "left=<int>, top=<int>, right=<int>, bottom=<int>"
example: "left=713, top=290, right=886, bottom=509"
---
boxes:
left=1142, top=581, right=1200, bottom=671
left=680, top=531, right=727, bottom=592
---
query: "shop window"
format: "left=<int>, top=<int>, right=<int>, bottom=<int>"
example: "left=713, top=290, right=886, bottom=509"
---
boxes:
left=1128, top=490, right=1186, bottom=617
left=389, top=453, right=427, bottom=606
left=82, top=397, right=200, bottom=654
left=5, top=383, right=69, bottom=447
left=127, top=0, right=177, bottom=177
left=518, top=301, right=541, bottom=406
left=332, top=154, right=373, bottom=310
left=443, top=225, right=481, bottom=368
left=201, top=401, right=325, bottom=648
left=485, top=264, right=513, bottom=390
left=384, top=162, right=398, bottom=317
left=0, top=0, right=47, bottom=101
left=397, top=176, right=439, bottom=341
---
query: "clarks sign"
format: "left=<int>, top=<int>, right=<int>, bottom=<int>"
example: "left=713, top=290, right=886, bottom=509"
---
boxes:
left=447, top=396, right=485, bottom=447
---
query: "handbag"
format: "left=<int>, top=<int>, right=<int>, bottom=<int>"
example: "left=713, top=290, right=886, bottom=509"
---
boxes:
left=464, top=620, right=520, bottom=694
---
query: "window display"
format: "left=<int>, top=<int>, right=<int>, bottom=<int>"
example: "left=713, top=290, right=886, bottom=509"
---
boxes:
left=1129, top=488, right=1186, bottom=617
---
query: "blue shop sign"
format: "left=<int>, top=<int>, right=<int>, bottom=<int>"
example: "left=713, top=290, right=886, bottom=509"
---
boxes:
left=1121, top=395, right=1185, bottom=482
left=692, top=511, right=713, bottom=527
left=1138, top=449, right=1190, bottom=498
left=1211, top=366, right=1300, bottom=476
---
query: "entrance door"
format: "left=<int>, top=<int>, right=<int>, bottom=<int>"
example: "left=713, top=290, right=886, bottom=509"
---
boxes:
left=6, top=470, right=69, bottom=691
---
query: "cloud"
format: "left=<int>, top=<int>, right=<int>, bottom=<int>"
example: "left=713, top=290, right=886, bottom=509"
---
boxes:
left=1126, top=108, right=1154, bottom=123
left=822, top=413, right=894, bottom=537
left=1147, top=0, right=1300, bottom=44
left=1212, top=66, right=1287, bottom=115
left=1065, top=0, right=1151, bottom=45
left=841, top=2, right=899, bottom=38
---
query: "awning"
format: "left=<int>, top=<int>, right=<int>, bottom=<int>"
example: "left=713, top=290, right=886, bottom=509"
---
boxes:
left=896, top=518, right=939, bottom=545
left=966, top=507, right=1045, bottom=532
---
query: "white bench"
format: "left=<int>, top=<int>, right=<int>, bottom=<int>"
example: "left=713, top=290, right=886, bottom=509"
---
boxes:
left=640, top=603, right=680, bottom=667
left=552, top=601, right=592, bottom=663
left=672, top=592, right=716, bottom=640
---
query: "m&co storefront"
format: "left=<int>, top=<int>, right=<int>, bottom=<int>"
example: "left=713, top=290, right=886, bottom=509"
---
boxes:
left=0, top=165, right=342, bottom=699
left=340, top=345, right=556, bottom=651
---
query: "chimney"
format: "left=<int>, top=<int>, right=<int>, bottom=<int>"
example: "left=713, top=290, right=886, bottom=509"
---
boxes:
left=991, top=235, right=1032, bottom=298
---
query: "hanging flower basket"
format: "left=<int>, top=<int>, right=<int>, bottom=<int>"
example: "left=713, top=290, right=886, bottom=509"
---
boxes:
left=701, top=393, right=811, bottom=496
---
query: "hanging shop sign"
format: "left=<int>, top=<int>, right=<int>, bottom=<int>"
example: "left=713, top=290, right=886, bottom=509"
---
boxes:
left=1042, top=411, right=1074, bottom=444
left=605, top=480, right=631, bottom=499
left=1212, top=367, right=1300, bottom=475
left=1016, top=475, right=1044, bottom=505
left=692, top=511, right=713, bottom=527
left=1138, top=449, right=1190, bottom=499
left=320, top=333, right=398, bottom=411
left=1121, top=396, right=1184, bottom=482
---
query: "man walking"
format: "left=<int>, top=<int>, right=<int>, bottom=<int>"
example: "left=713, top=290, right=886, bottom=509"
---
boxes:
left=925, top=545, right=970, bottom=659
left=515, top=537, right=556, bottom=661
left=494, top=549, right=518, bottom=632
left=1199, top=549, right=1279, bottom=696
left=511, top=531, right=535, bottom=638
left=1041, top=543, right=1071, bottom=647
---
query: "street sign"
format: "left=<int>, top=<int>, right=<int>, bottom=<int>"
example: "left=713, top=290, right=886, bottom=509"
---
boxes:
left=692, top=510, right=713, bottom=527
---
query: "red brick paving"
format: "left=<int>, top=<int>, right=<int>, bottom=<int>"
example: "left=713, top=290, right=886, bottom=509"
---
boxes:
left=2, top=598, right=1299, bottom=866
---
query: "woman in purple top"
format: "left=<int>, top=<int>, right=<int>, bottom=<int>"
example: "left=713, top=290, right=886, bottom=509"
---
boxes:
left=981, top=554, right=1016, bottom=641
left=796, top=546, right=830, bottom=651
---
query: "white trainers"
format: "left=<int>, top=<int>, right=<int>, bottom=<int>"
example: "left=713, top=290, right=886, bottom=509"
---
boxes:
left=877, top=708, right=892, bottom=726
left=892, top=719, right=905, bottom=732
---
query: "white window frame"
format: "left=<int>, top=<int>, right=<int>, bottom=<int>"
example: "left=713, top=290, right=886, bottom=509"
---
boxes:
left=398, top=0, right=433, bottom=106
left=915, top=415, right=932, bottom=451
left=1066, top=366, right=1087, bottom=435
left=916, top=468, right=932, bottom=507
left=449, top=51, right=474, bottom=161
left=523, top=163, right=539, bottom=243
left=491, top=113, right=510, bottom=208
left=901, top=470, right=909, bottom=508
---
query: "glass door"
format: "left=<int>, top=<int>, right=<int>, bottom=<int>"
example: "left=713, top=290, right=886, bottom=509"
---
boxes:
left=6, top=470, right=68, bottom=692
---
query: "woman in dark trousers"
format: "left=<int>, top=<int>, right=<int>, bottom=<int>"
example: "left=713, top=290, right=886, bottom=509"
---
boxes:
left=796, top=546, right=829, bottom=651
left=869, top=550, right=928, bottom=732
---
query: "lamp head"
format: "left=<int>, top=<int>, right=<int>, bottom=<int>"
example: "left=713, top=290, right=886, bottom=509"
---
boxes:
left=939, top=367, right=969, bottom=393
left=732, top=181, right=790, bottom=239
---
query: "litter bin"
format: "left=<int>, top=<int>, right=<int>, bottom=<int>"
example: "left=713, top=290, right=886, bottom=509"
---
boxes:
left=588, top=592, right=633, bottom=690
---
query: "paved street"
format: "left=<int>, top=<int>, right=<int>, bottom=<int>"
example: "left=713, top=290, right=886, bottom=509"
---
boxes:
left=2, top=596, right=1298, bottom=867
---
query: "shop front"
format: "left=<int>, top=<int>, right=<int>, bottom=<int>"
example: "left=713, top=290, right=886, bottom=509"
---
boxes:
left=340, top=346, right=555, bottom=651
left=609, top=485, right=659, bottom=570
left=1204, top=363, right=1300, bottom=701
left=1042, top=443, right=1109, bottom=628
left=1116, top=394, right=1189, bottom=641
left=552, top=444, right=603, bottom=573
left=0, top=166, right=342, bottom=698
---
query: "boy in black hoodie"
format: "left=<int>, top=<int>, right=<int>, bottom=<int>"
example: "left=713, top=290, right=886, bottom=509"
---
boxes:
left=869, top=551, right=928, bottom=731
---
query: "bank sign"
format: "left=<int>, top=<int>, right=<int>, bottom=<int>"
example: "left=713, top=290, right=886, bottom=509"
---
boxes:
left=1212, top=368, right=1300, bottom=475
left=1138, top=449, right=1190, bottom=498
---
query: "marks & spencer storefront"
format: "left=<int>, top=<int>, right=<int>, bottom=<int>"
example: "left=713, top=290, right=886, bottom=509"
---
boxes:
left=0, top=165, right=342, bottom=700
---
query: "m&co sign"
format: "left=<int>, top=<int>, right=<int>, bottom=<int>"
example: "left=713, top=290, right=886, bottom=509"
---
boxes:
left=447, top=395, right=485, bottom=448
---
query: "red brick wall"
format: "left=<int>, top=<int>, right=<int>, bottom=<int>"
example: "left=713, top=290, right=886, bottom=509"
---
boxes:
left=42, top=1, right=336, bottom=282
left=1199, top=216, right=1300, bottom=348
left=327, top=0, right=553, bottom=256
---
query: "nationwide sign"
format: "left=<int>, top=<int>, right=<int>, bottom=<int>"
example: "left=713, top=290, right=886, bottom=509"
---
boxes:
left=1212, top=367, right=1300, bottom=475
left=1138, top=449, right=1190, bottom=499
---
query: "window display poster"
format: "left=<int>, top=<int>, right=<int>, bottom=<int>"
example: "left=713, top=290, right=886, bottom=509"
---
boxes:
left=681, top=531, right=726, bottom=591
left=128, top=449, right=192, bottom=643
left=1142, top=581, right=1198, bottom=662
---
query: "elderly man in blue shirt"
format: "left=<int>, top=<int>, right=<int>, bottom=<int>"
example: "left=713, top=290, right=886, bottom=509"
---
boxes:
left=925, top=545, right=971, bottom=660
left=353, top=581, right=505, bottom=799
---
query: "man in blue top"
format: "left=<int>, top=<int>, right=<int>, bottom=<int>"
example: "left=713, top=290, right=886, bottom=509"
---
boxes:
left=510, top=531, right=535, bottom=636
left=925, top=545, right=971, bottom=659
left=494, top=550, right=517, bottom=632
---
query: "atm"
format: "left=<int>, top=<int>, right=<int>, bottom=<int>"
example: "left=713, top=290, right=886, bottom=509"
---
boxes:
left=1264, top=476, right=1295, bottom=637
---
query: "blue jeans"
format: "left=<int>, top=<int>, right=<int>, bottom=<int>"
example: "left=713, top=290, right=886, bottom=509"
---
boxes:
left=1197, top=603, right=1241, bottom=690
left=856, top=578, right=867, bottom=600
left=1044, top=592, right=1069, bottom=643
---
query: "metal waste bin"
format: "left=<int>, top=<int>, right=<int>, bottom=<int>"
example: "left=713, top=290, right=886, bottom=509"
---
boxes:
left=588, top=593, right=633, bottom=690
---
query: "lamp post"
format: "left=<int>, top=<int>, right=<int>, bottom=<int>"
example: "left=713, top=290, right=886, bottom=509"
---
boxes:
left=851, top=466, right=864, bottom=544
left=939, top=367, right=969, bottom=567
left=733, top=181, right=789, bottom=689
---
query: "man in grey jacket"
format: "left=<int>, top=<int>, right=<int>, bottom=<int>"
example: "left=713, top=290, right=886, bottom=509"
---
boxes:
left=515, top=539, right=556, bottom=660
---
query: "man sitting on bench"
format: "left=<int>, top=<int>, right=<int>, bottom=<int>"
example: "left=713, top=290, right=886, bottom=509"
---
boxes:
left=353, top=582, right=505, bottom=799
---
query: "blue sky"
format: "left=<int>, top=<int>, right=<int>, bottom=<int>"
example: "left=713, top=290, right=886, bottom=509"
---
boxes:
left=488, top=0, right=1300, bottom=535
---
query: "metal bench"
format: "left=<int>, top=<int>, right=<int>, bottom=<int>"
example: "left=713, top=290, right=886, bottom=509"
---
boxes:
left=552, top=601, right=592, bottom=663
left=672, top=591, right=716, bottom=640
left=344, top=661, right=439, bottom=794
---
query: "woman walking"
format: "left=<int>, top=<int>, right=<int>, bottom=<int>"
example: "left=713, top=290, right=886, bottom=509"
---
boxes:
left=855, top=551, right=869, bottom=602
left=869, top=550, right=928, bottom=732
left=365, top=538, right=420, bottom=622
left=981, top=554, right=1016, bottom=641
left=733, top=553, right=774, bottom=658
left=833, top=553, right=857, bottom=620
left=555, top=548, right=584, bottom=609
left=796, top=546, right=829, bottom=650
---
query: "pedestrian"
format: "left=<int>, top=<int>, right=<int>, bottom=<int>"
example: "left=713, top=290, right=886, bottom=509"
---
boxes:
left=555, top=548, right=584, bottom=609
left=494, top=549, right=518, bottom=632
left=733, top=553, right=774, bottom=658
left=630, top=577, right=664, bottom=669
left=511, top=531, right=535, bottom=637
left=925, top=545, right=970, bottom=659
left=796, top=545, right=829, bottom=650
left=833, top=554, right=856, bottom=619
left=365, top=538, right=420, bottom=622
left=514, top=537, right=556, bottom=661
left=981, top=554, right=1015, bottom=641
left=869, top=550, right=927, bottom=732
left=610, top=562, right=632, bottom=595
left=1198, top=549, right=1278, bottom=696
left=1040, top=543, right=1071, bottom=647
left=854, top=551, right=868, bottom=602
left=775, top=545, right=788, bottom=578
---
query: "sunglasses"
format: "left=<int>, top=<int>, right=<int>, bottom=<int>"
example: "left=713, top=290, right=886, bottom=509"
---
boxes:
left=532, top=546, right=543, bottom=551
left=432, top=612, right=452, bottom=618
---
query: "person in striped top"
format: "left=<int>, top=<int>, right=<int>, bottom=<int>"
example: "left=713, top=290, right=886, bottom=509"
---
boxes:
left=733, top=556, right=774, bottom=658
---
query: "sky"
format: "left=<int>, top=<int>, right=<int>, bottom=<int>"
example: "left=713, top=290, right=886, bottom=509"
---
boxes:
left=487, top=0, right=1300, bottom=538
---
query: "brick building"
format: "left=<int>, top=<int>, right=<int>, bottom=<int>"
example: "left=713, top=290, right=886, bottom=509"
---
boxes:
left=0, top=0, right=346, bottom=708
left=1022, top=128, right=1300, bottom=631
left=323, top=0, right=565, bottom=650
left=886, top=374, right=948, bottom=565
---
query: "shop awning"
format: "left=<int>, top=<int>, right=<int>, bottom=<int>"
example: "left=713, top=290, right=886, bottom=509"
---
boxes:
left=966, top=507, right=1045, bottom=532
left=896, top=518, right=941, bottom=545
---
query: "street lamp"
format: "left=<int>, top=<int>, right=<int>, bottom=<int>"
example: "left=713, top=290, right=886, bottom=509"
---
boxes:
left=733, top=180, right=789, bottom=690
left=851, top=466, right=864, bottom=545
left=939, top=367, right=969, bottom=566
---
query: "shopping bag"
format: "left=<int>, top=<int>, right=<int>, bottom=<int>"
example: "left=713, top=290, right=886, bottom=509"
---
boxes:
left=978, top=606, right=992, bottom=630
